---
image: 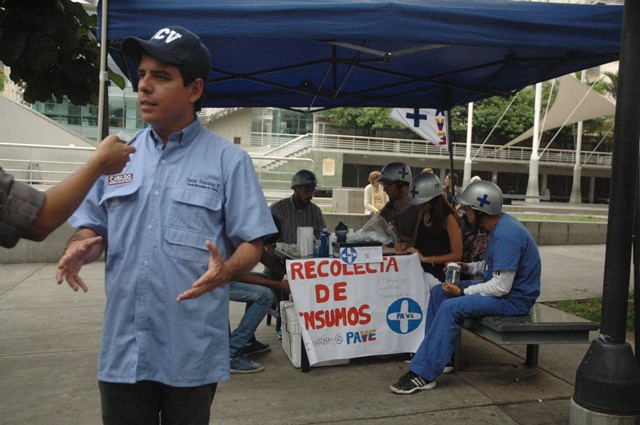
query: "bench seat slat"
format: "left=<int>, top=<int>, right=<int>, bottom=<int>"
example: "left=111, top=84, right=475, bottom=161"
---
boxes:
left=454, top=303, right=599, bottom=371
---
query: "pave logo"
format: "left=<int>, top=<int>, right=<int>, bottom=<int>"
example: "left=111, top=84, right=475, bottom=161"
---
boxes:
left=346, top=329, right=377, bottom=345
left=108, top=173, right=134, bottom=186
left=386, top=298, right=423, bottom=334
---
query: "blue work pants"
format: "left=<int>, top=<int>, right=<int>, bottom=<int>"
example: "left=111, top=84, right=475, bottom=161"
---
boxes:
left=409, top=282, right=530, bottom=382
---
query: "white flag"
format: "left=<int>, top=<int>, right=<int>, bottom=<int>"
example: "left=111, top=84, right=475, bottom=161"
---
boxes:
left=389, top=108, right=449, bottom=149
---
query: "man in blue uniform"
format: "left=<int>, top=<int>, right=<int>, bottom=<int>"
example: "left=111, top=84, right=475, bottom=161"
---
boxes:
left=56, top=26, right=276, bottom=423
left=391, top=180, right=541, bottom=394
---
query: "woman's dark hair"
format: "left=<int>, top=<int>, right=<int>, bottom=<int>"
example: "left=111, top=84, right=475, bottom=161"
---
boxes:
left=445, top=173, right=459, bottom=185
left=428, top=194, right=462, bottom=231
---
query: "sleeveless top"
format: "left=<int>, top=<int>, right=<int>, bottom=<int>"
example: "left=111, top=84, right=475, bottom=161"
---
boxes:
left=414, top=212, right=453, bottom=281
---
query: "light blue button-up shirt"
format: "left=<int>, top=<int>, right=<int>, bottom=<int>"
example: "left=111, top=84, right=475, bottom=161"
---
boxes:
left=70, top=119, right=276, bottom=386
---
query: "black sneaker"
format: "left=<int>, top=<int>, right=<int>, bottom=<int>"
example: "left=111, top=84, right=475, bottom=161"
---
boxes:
left=230, top=355, right=264, bottom=374
left=390, top=371, right=436, bottom=394
left=240, top=339, right=271, bottom=356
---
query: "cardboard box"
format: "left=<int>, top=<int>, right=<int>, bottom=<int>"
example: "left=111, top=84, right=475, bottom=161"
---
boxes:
left=280, top=300, right=350, bottom=368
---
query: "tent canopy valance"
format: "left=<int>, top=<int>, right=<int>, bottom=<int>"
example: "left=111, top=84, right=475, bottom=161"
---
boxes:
left=102, top=0, right=623, bottom=111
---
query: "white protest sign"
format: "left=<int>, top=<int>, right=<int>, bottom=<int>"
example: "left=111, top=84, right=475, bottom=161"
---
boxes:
left=287, top=254, right=430, bottom=365
left=389, top=108, right=449, bottom=149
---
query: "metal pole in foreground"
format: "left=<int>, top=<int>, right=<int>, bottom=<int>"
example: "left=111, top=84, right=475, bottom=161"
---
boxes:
left=570, top=0, right=640, bottom=421
left=446, top=109, right=455, bottom=204
left=96, top=0, right=110, bottom=142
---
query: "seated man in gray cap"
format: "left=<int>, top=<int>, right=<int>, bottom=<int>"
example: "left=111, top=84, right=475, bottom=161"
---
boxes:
left=262, top=169, right=326, bottom=281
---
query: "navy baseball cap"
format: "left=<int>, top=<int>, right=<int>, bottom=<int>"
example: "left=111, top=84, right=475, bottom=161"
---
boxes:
left=122, top=26, right=212, bottom=82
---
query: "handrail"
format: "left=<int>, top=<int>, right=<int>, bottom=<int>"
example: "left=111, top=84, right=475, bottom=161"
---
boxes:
left=0, top=142, right=95, bottom=185
left=251, top=132, right=612, bottom=166
left=0, top=133, right=613, bottom=189
left=0, top=142, right=95, bottom=151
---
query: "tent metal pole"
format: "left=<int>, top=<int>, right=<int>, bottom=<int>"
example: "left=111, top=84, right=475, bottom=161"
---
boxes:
left=447, top=109, right=455, bottom=204
left=571, top=0, right=640, bottom=418
left=462, top=102, right=473, bottom=189
left=96, top=0, right=109, bottom=143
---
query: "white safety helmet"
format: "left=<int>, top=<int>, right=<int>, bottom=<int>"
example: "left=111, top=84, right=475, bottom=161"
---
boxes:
left=407, top=173, right=443, bottom=205
left=291, top=169, right=318, bottom=188
left=376, top=162, right=412, bottom=185
left=454, top=181, right=503, bottom=215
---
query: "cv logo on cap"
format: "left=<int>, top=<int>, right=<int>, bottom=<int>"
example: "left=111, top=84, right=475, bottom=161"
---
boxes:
left=152, top=28, right=183, bottom=44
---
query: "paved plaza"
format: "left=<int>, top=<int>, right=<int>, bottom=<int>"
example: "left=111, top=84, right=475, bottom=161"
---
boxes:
left=0, top=244, right=633, bottom=425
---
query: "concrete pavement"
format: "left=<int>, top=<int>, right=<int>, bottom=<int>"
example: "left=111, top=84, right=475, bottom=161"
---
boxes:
left=0, top=245, right=633, bottom=425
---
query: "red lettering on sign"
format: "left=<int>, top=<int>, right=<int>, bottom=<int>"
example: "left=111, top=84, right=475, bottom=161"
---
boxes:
left=386, top=256, right=399, bottom=273
left=290, top=262, right=303, bottom=280
left=291, top=257, right=403, bottom=280
left=359, top=304, right=371, bottom=324
left=317, top=260, right=329, bottom=277
left=300, top=304, right=372, bottom=330
left=334, top=282, right=347, bottom=301
left=315, top=284, right=329, bottom=303
left=305, top=261, right=317, bottom=279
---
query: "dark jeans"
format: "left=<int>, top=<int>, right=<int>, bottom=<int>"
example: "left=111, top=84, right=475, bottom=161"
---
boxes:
left=99, top=380, right=217, bottom=425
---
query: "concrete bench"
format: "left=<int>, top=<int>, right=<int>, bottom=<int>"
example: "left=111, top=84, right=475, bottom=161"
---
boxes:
left=453, top=303, right=598, bottom=371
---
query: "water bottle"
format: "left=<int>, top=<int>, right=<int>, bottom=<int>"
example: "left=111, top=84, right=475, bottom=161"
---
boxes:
left=329, top=233, right=337, bottom=257
left=319, top=228, right=329, bottom=257
left=445, top=263, right=461, bottom=285
left=335, top=220, right=348, bottom=244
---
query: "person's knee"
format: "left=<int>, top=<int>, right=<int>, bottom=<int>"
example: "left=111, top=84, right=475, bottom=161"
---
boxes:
left=255, top=285, right=276, bottom=306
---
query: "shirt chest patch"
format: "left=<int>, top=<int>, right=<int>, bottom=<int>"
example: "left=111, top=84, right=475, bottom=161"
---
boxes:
left=108, top=173, right=134, bottom=186
left=186, top=178, right=220, bottom=193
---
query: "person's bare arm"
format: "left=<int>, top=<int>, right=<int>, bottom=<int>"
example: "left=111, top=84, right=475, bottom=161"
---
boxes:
left=26, top=136, right=135, bottom=241
left=177, top=238, right=264, bottom=301
left=236, top=271, right=291, bottom=293
left=260, top=244, right=287, bottom=276
left=407, top=215, right=462, bottom=265
left=56, top=228, right=107, bottom=292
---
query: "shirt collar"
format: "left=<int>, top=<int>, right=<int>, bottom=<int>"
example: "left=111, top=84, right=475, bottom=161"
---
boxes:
left=149, top=117, right=203, bottom=149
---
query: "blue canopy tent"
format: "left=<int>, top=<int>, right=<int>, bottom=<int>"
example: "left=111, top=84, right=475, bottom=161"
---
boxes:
left=99, top=0, right=640, bottom=418
left=101, top=0, right=623, bottom=111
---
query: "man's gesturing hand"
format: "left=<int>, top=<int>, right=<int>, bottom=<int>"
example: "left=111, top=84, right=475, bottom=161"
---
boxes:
left=177, top=241, right=230, bottom=301
left=56, top=236, right=104, bottom=292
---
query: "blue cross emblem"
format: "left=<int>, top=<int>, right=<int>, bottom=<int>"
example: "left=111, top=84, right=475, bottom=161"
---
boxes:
left=340, top=247, right=357, bottom=264
left=410, top=186, right=419, bottom=198
left=386, top=298, right=423, bottom=334
left=398, top=167, right=409, bottom=179
left=477, top=194, right=491, bottom=208
left=405, top=108, right=427, bottom=127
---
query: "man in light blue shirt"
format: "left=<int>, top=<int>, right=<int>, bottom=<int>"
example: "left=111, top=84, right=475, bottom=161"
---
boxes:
left=56, top=26, right=276, bottom=424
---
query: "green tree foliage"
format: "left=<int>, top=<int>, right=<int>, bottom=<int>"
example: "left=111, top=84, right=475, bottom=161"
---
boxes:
left=323, top=85, right=555, bottom=145
left=322, top=74, right=615, bottom=150
left=0, top=68, right=6, bottom=91
left=577, top=71, right=617, bottom=149
left=0, top=0, right=124, bottom=105
left=323, top=107, right=406, bottom=136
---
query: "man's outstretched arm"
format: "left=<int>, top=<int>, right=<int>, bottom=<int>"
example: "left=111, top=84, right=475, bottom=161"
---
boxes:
left=25, top=135, right=134, bottom=241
